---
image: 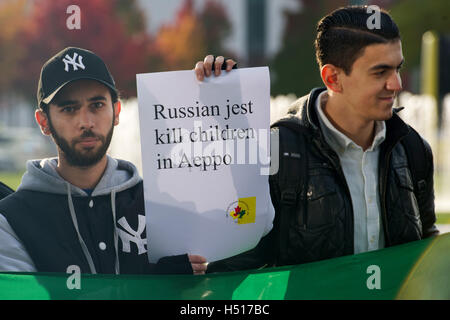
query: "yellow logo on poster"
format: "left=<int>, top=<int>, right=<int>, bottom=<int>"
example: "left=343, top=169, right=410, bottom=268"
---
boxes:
left=228, top=197, right=256, bottom=224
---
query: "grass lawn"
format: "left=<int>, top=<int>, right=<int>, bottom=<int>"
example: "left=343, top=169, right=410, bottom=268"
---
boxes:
left=436, top=213, right=450, bottom=224
left=0, top=171, right=24, bottom=190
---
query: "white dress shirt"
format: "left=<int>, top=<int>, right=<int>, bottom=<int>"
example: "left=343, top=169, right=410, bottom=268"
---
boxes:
left=315, top=91, right=386, bottom=254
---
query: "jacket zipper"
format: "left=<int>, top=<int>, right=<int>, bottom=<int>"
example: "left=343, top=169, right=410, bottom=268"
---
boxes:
left=312, top=137, right=355, bottom=251
left=380, top=132, right=409, bottom=246
left=380, top=147, right=395, bottom=246
left=327, top=154, right=354, bottom=250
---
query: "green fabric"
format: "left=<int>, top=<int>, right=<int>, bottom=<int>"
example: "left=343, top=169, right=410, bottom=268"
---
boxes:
left=0, top=233, right=448, bottom=300
left=396, top=232, right=450, bottom=299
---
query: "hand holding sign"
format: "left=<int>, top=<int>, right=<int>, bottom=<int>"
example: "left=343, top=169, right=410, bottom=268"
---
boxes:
left=194, top=55, right=237, bottom=80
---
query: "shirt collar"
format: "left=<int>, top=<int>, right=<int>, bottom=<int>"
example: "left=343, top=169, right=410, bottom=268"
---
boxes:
left=315, top=91, right=386, bottom=154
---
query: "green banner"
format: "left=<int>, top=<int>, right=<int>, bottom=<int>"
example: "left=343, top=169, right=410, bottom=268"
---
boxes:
left=1, top=233, right=449, bottom=300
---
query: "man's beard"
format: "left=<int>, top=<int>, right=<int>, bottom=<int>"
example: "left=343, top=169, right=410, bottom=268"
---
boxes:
left=48, top=119, right=114, bottom=167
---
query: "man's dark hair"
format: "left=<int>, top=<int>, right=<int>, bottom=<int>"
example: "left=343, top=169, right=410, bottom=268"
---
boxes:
left=315, top=5, right=400, bottom=75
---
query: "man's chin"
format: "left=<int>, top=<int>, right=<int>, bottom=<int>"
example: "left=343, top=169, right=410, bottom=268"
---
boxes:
left=64, top=147, right=107, bottom=167
left=68, top=155, right=106, bottom=167
left=374, top=101, right=394, bottom=119
left=51, top=124, right=114, bottom=168
left=379, top=108, right=394, bottom=121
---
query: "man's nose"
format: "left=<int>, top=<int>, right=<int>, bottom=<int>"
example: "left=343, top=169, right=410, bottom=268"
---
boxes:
left=386, top=71, right=402, bottom=92
left=78, top=107, right=94, bottom=130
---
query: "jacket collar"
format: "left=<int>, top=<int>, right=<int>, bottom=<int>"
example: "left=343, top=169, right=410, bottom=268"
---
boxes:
left=281, top=87, right=411, bottom=148
left=304, top=87, right=327, bottom=131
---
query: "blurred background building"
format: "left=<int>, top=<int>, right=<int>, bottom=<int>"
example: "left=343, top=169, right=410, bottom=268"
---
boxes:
left=0, top=0, right=449, bottom=229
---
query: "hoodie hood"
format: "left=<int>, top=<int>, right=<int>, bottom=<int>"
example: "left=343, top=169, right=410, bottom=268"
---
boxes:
left=17, top=155, right=142, bottom=196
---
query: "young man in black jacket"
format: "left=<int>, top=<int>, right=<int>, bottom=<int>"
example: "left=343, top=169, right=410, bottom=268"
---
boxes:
left=197, top=5, right=439, bottom=272
left=0, top=47, right=208, bottom=274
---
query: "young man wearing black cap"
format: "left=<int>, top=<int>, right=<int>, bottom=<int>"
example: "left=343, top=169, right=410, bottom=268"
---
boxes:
left=0, top=47, right=207, bottom=274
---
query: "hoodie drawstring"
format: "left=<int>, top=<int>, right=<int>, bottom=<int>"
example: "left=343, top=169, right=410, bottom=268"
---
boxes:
left=66, top=184, right=121, bottom=275
left=66, top=182, right=97, bottom=274
left=110, top=189, right=120, bottom=275
left=66, top=183, right=97, bottom=274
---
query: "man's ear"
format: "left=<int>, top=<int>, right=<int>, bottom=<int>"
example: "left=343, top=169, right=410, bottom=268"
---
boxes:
left=35, top=109, right=51, bottom=136
left=320, top=64, right=343, bottom=93
left=113, top=100, right=121, bottom=126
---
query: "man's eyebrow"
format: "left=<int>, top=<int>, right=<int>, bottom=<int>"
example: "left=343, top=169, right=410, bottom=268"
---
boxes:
left=55, top=100, right=79, bottom=107
left=88, top=95, right=107, bottom=102
left=369, top=59, right=405, bottom=71
left=54, top=96, right=106, bottom=107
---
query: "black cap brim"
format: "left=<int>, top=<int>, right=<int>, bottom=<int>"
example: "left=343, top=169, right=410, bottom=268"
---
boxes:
left=42, top=76, right=118, bottom=105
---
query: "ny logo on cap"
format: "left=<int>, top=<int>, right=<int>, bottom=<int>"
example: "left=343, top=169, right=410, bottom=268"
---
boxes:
left=62, top=52, right=85, bottom=72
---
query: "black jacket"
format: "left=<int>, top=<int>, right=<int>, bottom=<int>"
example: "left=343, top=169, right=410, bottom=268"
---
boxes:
left=208, top=87, right=438, bottom=272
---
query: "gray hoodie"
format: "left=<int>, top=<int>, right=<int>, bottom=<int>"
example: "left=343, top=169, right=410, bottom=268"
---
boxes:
left=0, top=156, right=142, bottom=272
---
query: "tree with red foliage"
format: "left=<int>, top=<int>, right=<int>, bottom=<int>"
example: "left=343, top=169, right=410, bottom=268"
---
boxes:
left=10, top=0, right=233, bottom=100
left=155, top=0, right=206, bottom=70
left=155, top=0, right=233, bottom=71
left=0, top=0, right=28, bottom=95
left=14, top=0, right=150, bottom=101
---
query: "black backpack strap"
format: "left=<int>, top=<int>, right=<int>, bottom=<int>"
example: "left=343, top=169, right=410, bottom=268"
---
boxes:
left=400, top=126, right=430, bottom=204
left=0, top=181, right=14, bottom=201
left=271, top=120, right=309, bottom=263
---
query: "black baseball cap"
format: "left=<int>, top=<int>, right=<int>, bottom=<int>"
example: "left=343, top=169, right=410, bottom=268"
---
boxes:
left=37, top=47, right=118, bottom=107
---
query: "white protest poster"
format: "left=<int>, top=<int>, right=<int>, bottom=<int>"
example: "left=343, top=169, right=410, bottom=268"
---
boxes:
left=136, top=67, right=272, bottom=262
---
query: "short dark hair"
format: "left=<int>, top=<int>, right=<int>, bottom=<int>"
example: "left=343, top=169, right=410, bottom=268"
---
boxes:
left=314, top=5, right=400, bottom=75
left=40, top=87, right=119, bottom=115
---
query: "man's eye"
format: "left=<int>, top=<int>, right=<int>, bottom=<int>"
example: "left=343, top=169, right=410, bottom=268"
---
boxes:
left=375, top=70, right=386, bottom=76
left=62, top=107, right=75, bottom=113
left=92, top=102, right=104, bottom=108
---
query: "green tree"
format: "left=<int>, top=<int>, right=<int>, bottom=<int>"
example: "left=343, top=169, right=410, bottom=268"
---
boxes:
left=199, top=0, right=233, bottom=57
left=270, top=0, right=347, bottom=97
left=388, top=0, right=450, bottom=92
left=112, top=0, right=147, bottom=36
